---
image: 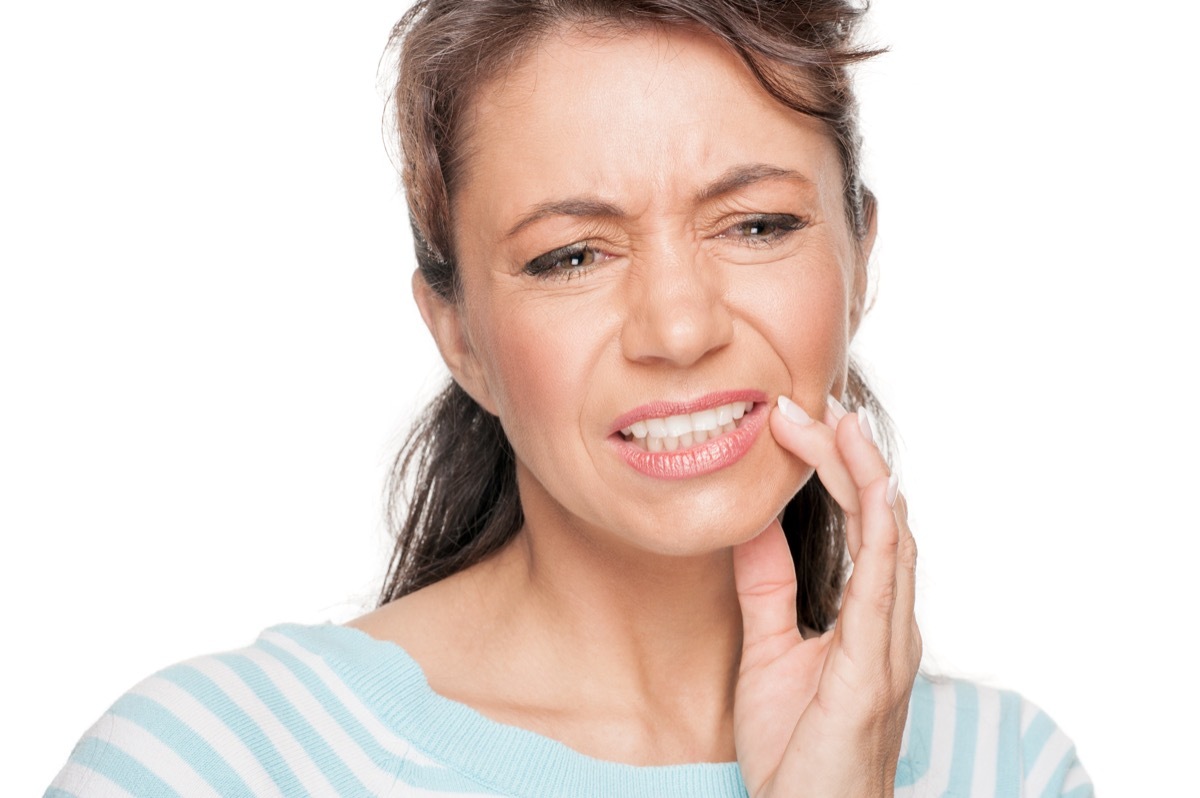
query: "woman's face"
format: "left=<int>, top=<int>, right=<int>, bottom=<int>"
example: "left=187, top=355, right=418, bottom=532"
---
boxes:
left=428, top=25, right=870, bottom=558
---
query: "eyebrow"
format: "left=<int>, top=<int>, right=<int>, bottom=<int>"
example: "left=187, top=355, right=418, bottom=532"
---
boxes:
left=695, top=163, right=810, bottom=204
left=503, top=163, right=810, bottom=240
left=504, top=198, right=623, bottom=240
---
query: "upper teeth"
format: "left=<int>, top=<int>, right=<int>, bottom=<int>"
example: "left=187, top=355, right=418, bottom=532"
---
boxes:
left=620, top=401, right=753, bottom=451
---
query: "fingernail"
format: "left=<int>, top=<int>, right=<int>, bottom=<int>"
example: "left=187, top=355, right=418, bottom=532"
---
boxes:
left=886, top=473, right=900, bottom=507
left=777, top=396, right=813, bottom=425
left=857, top=407, right=875, bottom=443
left=826, top=394, right=848, bottom=421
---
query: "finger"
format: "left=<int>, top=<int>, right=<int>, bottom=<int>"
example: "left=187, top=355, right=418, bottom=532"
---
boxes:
left=732, top=519, right=801, bottom=662
left=771, top=397, right=861, bottom=519
left=890, top=490, right=922, bottom=669
left=836, top=472, right=901, bottom=665
left=826, top=395, right=891, bottom=495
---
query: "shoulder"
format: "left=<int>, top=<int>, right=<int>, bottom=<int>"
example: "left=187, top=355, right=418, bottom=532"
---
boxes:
left=45, top=624, right=502, bottom=798
left=897, top=673, right=1093, bottom=798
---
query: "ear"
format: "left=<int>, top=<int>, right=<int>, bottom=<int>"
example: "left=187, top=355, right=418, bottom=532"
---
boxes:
left=848, top=195, right=879, bottom=337
left=411, top=270, right=499, bottom=415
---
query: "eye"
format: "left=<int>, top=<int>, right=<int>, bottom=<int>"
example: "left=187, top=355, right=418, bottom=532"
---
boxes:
left=523, top=242, right=603, bottom=280
left=721, top=214, right=807, bottom=244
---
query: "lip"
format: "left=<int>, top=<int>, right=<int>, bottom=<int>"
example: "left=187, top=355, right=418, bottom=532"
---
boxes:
left=608, top=390, right=769, bottom=481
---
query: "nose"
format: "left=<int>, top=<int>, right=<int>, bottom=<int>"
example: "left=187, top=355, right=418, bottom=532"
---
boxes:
left=619, top=241, right=734, bottom=367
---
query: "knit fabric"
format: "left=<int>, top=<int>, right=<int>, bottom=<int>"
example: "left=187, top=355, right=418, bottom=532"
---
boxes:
left=47, top=623, right=1093, bottom=797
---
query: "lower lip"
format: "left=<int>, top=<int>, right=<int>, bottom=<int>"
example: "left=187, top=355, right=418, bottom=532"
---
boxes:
left=612, top=402, right=767, bottom=480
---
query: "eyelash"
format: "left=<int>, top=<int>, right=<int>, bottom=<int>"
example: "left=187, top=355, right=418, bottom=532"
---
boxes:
left=522, top=242, right=602, bottom=281
left=720, top=213, right=808, bottom=245
left=521, top=214, right=808, bottom=281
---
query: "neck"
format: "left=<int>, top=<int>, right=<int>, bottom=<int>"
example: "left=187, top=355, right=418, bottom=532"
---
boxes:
left=515, top=513, right=743, bottom=683
left=356, top=465, right=750, bottom=764
left=466, top=468, right=744, bottom=760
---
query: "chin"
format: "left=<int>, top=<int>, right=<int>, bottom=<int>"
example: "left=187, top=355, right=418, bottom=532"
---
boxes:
left=611, top=464, right=809, bottom=558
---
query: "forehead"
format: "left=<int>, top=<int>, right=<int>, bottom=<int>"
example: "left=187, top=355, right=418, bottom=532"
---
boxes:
left=453, top=23, right=846, bottom=233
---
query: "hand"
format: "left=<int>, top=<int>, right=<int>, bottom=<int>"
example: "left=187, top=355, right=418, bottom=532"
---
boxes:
left=732, top=395, right=921, bottom=798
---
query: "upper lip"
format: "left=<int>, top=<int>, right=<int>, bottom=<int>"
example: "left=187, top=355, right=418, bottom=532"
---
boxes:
left=609, top=389, right=767, bottom=435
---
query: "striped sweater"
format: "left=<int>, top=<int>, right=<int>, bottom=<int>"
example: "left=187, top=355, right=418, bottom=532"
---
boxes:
left=47, top=623, right=1093, bottom=797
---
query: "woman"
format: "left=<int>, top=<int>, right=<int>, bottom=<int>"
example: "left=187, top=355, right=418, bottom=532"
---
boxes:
left=47, top=1, right=1091, bottom=796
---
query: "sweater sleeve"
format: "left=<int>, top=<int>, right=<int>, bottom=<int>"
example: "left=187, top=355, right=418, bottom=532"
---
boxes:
left=895, top=675, right=1093, bottom=798
left=1019, top=696, right=1094, bottom=797
left=45, top=708, right=189, bottom=798
left=43, top=656, right=278, bottom=798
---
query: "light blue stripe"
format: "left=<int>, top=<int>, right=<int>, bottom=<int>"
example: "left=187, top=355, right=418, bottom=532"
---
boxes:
left=113, top=693, right=252, bottom=795
left=215, top=651, right=367, bottom=797
left=1021, top=710, right=1055, bottom=767
left=894, top=675, right=935, bottom=787
left=1062, top=781, right=1095, bottom=798
left=159, top=663, right=309, bottom=797
left=256, top=639, right=399, bottom=767
left=398, top=757, right=512, bottom=793
left=946, top=681, right=978, bottom=795
left=1039, top=748, right=1080, bottom=798
left=43, top=788, right=77, bottom=798
left=67, top=735, right=178, bottom=798
left=995, top=691, right=1023, bottom=798
left=255, top=640, right=493, bottom=794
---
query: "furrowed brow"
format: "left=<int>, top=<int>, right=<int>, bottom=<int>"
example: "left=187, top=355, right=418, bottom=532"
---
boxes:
left=695, top=164, right=810, bottom=204
left=504, top=198, right=624, bottom=240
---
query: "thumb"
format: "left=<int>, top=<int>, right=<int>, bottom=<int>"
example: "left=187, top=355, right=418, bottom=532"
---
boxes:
left=733, top=520, right=800, bottom=658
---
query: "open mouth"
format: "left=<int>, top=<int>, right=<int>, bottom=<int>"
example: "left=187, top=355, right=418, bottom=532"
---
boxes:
left=618, top=401, right=758, bottom=452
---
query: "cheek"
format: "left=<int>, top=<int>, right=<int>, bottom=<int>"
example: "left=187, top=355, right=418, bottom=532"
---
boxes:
left=735, top=261, right=853, bottom=394
left=471, top=294, right=609, bottom=445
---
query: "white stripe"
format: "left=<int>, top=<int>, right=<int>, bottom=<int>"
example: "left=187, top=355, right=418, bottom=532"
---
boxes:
left=262, top=630, right=493, bottom=771
left=390, top=739, right=446, bottom=769
left=126, top=673, right=286, bottom=798
left=48, top=760, right=136, bottom=798
left=907, top=678, right=957, bottom=796
left=187, top=654, right=343, bottom=797
left=1062, top=759, right=1092, bottom=792
left=240, top=645, right=398, bottom=792
left=1020, top=698, right=1040, bottom=735
left=969, top=685, right=1000, bottom=798
left=1023, top=723, right=1075, bottom=796
left=102, top=714, right=221, bottom=798
left=378, top=779, right=499, bottom=798
left=260, top=630, right=413, bottom=756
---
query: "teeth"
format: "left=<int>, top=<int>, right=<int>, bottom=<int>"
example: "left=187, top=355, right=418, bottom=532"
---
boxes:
left=665, top=414, right=692, bottom=437
left=620, top=401, right=754, bottom=452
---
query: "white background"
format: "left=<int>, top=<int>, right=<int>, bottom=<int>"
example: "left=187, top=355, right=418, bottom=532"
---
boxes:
left=3, top=1, right=1196, bottom=794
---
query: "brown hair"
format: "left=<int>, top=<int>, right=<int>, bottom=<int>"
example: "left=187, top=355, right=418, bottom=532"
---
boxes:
left=378, top=0, right=892, bottom=633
